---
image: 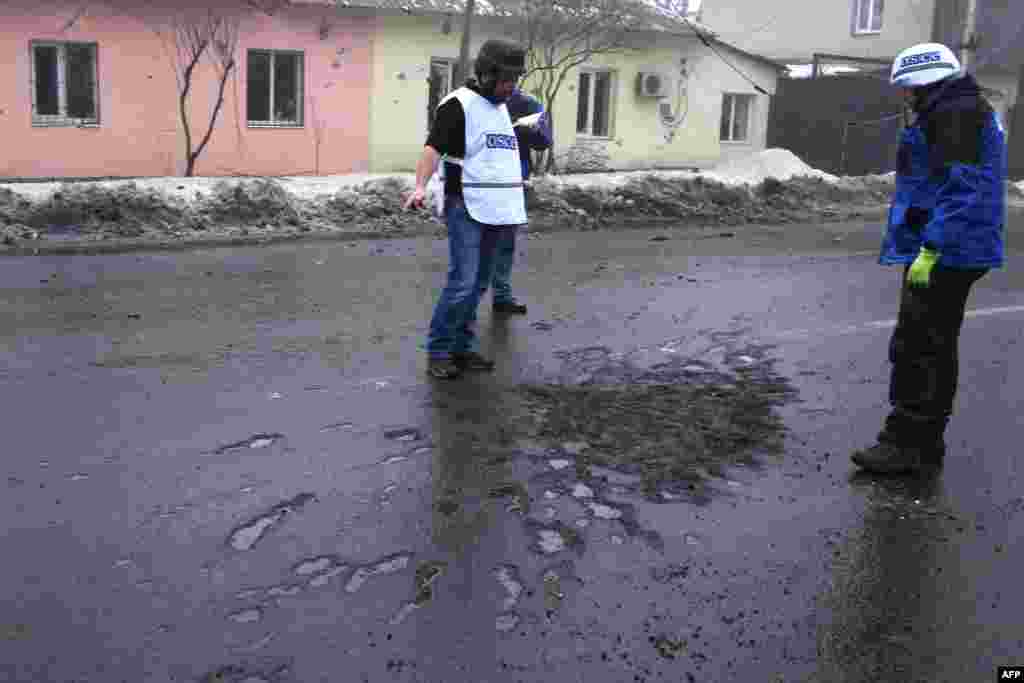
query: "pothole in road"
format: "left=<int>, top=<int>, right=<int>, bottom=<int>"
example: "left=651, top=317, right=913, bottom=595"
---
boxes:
left=493, top=564, right=525, bottom=611
left=518, top=341, right=798, bottom=499
left=225, top=492, right=316, bottom=551
left=344, top=552, right=413, bottom=594
left=292, top=556, right=335, bottom=576
left=496, top=612, right=521, bottom=632
left=211, top=433, right=286, bottom=455
left=227, top=607, right=263, bottom=624
left=524, top=520, right=585, bottom=556
left=383, top=426, right=424, bottom=442
left=291, top=555, right=349, bottom=588
left=389, top=560, right=446, bottom=625
left=199, top=661, right=290, bottom=683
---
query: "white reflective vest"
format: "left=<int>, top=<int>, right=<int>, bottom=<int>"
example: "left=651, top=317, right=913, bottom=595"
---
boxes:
left=440, top=87, right=526, bottom=226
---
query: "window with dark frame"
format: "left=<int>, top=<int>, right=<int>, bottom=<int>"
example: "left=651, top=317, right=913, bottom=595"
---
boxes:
left=247, top=50, right=304, bottom=127
left=576, top=70, right=614, bottom=137
left=853, top=0, right=884, bottom=34
left=31, top=41, right=98, bottom=126
left=720, top=93, right=753, bottom=142
left=427, top=58, right=455, bottom=130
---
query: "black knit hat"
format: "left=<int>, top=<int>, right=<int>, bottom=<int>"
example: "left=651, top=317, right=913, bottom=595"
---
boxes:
left=475, top=39, right=526, bottom=82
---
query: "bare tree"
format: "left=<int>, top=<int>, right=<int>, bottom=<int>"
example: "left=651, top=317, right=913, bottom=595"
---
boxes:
left=167, top=10, right=241, bottom=177
left=517, top=0, right=653, bottom=173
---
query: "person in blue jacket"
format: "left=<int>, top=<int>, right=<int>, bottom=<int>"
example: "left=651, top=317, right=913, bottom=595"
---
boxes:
left=486, top=87, right=553, bottom=315
left=852, top=43, right=1006, bottom=475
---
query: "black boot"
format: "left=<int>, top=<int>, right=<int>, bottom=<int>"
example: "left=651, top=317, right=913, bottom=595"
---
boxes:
left=493, top=300, right=527, bottom=315
left=851, top=441, right=926, bottom=475
left=872, top=412, right=948, bottom=469
left=851, top=435, right=945, bottom=475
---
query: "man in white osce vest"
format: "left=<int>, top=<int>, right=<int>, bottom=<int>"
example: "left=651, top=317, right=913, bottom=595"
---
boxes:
left=405, top=40, right=528, bottom=379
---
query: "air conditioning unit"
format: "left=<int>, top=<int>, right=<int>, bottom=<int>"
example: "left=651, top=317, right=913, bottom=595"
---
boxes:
left=637, top=71, right=669, bottom=97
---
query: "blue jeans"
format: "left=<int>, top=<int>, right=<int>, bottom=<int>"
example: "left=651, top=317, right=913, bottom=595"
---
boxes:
left=490, top=225, right=517, bottom=304
left=426, top=199, right=500, bottom=359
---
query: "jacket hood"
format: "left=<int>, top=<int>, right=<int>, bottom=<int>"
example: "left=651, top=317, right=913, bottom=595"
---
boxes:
left=917, top=73, right=984, bottom=116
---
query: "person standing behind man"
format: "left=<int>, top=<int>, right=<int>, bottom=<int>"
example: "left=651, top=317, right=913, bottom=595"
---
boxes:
left=851, top=42, right=1006, bottom=475
left=405, top=40, right=528, bottom=379
left=486, top=87, right=552, bottom=315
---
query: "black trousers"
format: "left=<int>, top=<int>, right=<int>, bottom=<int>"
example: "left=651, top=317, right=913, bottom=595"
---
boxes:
left=882, top=266, right=987, bottom=444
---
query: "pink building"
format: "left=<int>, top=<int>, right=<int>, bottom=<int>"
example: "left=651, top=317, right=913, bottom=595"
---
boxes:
left=0, top=0, right=374, bottom=178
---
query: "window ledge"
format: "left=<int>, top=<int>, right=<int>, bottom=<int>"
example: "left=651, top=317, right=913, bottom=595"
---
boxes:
left=576, top=134, right=614, bottom=141
left=247, top=122, right=304, bottom=129
left=720, top=139, right=752, bottom=145
left=852, top=29, right=883, bottom=36
left=32, top=119, right=100, bottom=128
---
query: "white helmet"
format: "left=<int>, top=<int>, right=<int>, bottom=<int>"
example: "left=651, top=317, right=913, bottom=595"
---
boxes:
left=891, top=43, right=961, bottom=88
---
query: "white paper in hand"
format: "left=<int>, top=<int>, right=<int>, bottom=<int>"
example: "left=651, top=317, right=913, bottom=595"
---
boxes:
left=426, top=169, right=444, bottom=219
left=514, top=112, right=543, bottom=128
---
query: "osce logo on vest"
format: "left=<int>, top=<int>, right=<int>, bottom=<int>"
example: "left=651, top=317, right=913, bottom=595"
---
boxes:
left=901, top=51, right=942, bottom=68
left=485, top=133, right=518, bottom=151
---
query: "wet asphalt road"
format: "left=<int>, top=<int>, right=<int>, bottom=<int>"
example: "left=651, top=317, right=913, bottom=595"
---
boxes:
left=1, top=218, right=1022, bottom=683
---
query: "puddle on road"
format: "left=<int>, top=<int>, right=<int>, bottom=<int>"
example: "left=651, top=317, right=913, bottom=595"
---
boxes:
left=320, top=421, right=355, bottom=433
left=292, top=555, right=350, bottom=589
left=308, top=564, right=348, bottom=588
left=587, top=502, right=624, bottom=520
left=199, top=661, right=290, bottom=683
left=292, top=556, right=336, bottom=577
left=496, top=613, right=521, bottom=632
left=383, top=426, right=424, bottom=442
left=231, top=632, right=275, bottom=653
left=489, top=482, right=530, bottom=515
left=227, top=608, right=263, bottom=624
left=493, top=565, right=525, bottom=611
left=387, top=560, right=447, bottom=624
left=266, top=584, right=304, bottom=599
left=389, top=602, right=422, bottom=626
left=226, top=492, right=316, bottom=551
left=537, top=529, right=566, bottom=553
left=524, top=520, right=585, bottom=556
left=571, top=483, right=595, bottom=499
left=344, top=552, right=413, bottom=594
left=211, top=433, right=286, bottom=455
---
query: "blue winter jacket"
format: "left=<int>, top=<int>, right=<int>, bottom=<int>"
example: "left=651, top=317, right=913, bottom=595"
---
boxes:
left=880, top=74, right=1006, bottom=269
left=507, top=88, right=553, bottom=180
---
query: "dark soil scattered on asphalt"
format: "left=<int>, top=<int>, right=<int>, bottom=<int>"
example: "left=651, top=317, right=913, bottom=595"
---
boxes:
left=517, top=351, right=799, bottom=498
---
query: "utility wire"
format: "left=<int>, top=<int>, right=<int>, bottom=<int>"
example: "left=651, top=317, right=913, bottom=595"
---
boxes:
left=682, top=17, right=771, bottom=95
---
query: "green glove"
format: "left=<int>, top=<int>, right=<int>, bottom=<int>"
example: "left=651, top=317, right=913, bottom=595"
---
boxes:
left=907, top=247, right=940, bottom=288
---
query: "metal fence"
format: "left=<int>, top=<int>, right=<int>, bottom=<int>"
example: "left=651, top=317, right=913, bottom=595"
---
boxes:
left=1010, top=97, right=1024, bottom=180
left=767, top=74, right=905, bottom=176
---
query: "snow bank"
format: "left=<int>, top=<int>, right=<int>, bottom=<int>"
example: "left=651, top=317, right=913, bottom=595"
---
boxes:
left=0, top=149, right=846, bottom=204
left=705, top=149, right=839, bottom=186
left=0, top=174, right=416, bottom=204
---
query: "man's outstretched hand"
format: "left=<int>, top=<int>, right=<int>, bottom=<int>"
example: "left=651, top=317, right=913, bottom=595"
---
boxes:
left=404, top=186, right=427, bottom=211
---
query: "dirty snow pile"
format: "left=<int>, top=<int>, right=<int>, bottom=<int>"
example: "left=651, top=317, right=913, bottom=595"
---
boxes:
left=0, top=149, right=901, bottom=247
left=1, top=148, right=850, bottom=206
left=705, top=148, right=840, bottom=186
